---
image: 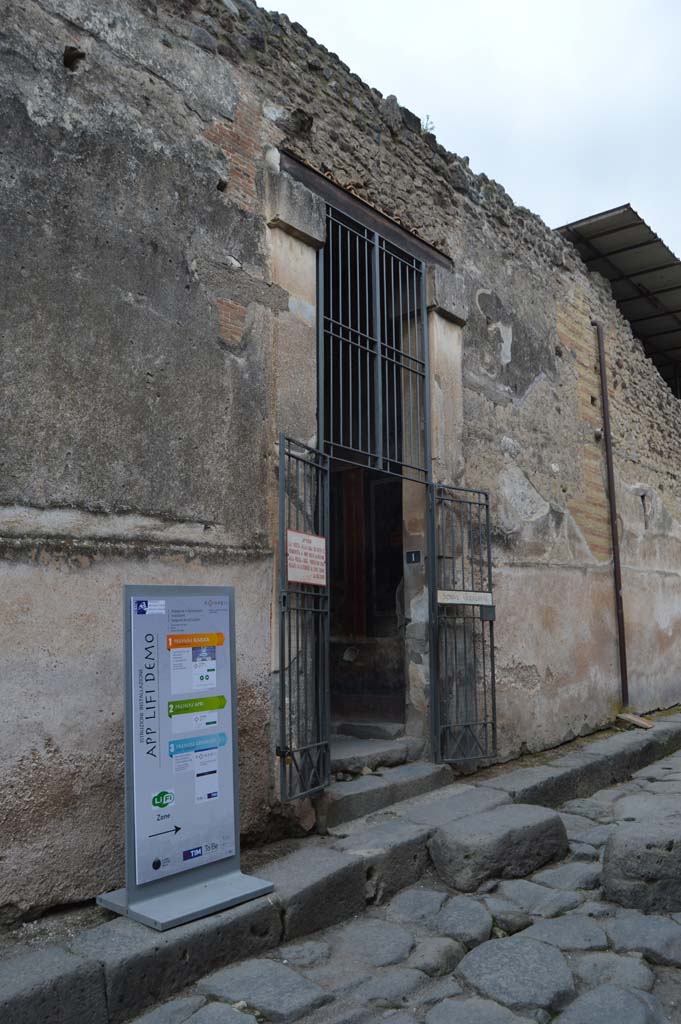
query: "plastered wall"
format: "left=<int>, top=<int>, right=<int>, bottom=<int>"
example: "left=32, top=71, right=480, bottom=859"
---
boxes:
left=2, top=0, right=681, bottom=915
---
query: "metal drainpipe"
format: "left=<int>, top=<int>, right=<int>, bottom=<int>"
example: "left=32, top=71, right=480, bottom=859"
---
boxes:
left=591, top=319, right=629, bottom=708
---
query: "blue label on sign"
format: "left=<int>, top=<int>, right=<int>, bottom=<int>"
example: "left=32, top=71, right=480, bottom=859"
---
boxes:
left=168, top=733, right=227, bottom=757
left=183, top=846, right=203, bottom=861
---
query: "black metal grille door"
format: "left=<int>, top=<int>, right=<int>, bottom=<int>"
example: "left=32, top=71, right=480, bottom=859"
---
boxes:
left=319, top=207, right=429, bottom=483
left=278, top=435, right=331, bottom=800
left=429, top=484, right=497, bottom=762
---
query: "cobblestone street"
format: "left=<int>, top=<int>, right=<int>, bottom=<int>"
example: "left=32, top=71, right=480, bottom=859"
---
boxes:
left=131, top=746, right=681, bottom=1024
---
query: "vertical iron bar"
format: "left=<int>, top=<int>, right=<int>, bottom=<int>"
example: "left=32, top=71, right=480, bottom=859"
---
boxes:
left=338, top=223, right=344, bottom=449
left=485, top=494, right=492, bottom=593
left=329, top=217, right=335, bottom=457
left=278, top=435, right=287, bottom=796
left=427, top=482, right=440, bottom=761
left=355, top=233, right=361, bottom=452
left=364, top=234, right=371, bottom=454
left=317, top=242, right=325, bottom=452
left=372, top=232, right=383, bottom=467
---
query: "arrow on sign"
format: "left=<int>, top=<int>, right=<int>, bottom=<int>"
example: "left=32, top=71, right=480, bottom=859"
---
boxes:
left=149, top=825, right=182, bottom=838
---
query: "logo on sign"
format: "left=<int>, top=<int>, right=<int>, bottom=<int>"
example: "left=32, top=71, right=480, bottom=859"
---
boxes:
left=183, top=846, right=203, bottom=861
left=135, top=600, right=149, bottom=614
left=152, top=790, right=175, bottom=809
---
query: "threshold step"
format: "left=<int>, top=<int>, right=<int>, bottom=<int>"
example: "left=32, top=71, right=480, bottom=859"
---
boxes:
left=330, top=736, right=423, bottom=774
left=315, top=759, right=454, bottom=829
left=333, top=720, right=405, bottom=741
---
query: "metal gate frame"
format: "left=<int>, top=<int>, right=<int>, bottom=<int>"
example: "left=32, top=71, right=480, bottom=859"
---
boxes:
left=277, top=198, right=499, bottom=799
left=427, top=483, right=498, bottom=763
left=277, top=434, right=331, bottom=801
left=317, top=205, right=430, bottom=485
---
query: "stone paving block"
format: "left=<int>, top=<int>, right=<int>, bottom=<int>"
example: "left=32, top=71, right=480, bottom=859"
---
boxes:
left=481, top=896, right=531, bottom=935
left=386, top=887, right=448, bottom=924
left=640, top=779, right=681, bottom=795
left=197, top=958, right=332, bottom=1021
left=569, top=842, right=598, bottom=861
left=611, top=792, right=680, bottom=822
left=332, top=819, right=431, bottom=902
left=134, top=995, right=206, bottom=1023
left=569, top=951, right=654, bottom=991
left=258, top=846, right=365, bottom=940
left=302, top=962, right=372, bottom=996
left=69, top=894, right=282, bottom=1021
left=478, top=767, right=566, bottom=804
left=456, top=936, right=575, bottom=1012
left=605, top=912, right=681, bottom=966
left=332, top=918, right=414, bottom=966
left=408, top=937, right=465, bottom=976
left=497, top=880, right=583, bottom=918
left=416, top=977, right=465, bottom=1006
left=572, top=824, right=617, bottom=848
left=531, top=861, right=601, bottom=891
left=425, top=997, right=534, bottom=1024
left=319, top=763, right=452, bottom=828
left=365, top=1013, right=416, bottom=1024
left=602, top=819, right=681, bottom=912
left=520, top=916, right=607, bottom=950
left=577, top=731, right=658, bottom=778
left=402, top=786, right=510, bottom=827
left=277, top=940, right=330, bottom=967
left=329, top=737, right=415, bottom=773
left=430, top=804, right=568, bottom=891
left=189, top=1005, right=256, bottom=1024
left=569, top=899, right=619, bottom=919
left=648, top=720, right=681, bottom=760
left=559, top=813, right=599, bottom=838
left=649, top=965, right=681, bottom=1024
left=560, top=797, right=613, bottom=822
left=554, top=983, right=664, bottom=1023
left=0, top=945, right=107, bottom=1024
left=434, top=896, right=493, bottom=947
left=354, top=967, right=427, bottom=1007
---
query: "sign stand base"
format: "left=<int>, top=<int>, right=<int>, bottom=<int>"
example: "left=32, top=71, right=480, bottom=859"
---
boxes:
left=98, top=869, right=273, bottom=931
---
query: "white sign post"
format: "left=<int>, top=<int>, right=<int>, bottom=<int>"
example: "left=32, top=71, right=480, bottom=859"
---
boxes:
left=98, top=585, right=273, bottom=930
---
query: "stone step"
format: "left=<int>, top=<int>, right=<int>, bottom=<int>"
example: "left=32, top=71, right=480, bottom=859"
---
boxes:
left=330, top=735, right=423, bottom=774
left=315, top=760, right=454, bottom=829
left=333, top=719, right=405, bottom=741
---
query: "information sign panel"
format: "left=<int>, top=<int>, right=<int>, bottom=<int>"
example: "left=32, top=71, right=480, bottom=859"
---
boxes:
left=98, top=585, right=273, bottom=930
left=286, top=529, right=327, bottom=586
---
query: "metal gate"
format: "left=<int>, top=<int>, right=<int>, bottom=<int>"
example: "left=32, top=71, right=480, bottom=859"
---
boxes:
left=428, top=483, right=497, bottom=763
left=277, top=435, right=331, bottom=800
left=319, top=206, right=429, bottom=482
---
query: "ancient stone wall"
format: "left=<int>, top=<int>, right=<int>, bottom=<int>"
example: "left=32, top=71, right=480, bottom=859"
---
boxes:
left=2, top=0, right=681, bottom=916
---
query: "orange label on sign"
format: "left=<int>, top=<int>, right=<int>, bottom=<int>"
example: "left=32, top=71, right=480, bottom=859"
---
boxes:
left=166, top=632, right=225, bottom=650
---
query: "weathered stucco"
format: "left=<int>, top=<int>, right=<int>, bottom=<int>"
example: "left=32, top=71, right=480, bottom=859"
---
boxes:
left=2, top=0, right=681, bottom=916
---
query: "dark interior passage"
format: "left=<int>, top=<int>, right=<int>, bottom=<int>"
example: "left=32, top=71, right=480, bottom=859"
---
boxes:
left=329, top=465, right=405, bottom=723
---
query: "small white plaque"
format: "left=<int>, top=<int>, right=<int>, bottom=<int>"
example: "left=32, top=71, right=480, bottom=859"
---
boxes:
left=287, top=529, right=327, bottom=587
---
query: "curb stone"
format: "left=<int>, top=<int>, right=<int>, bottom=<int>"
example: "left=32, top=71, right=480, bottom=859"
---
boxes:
left=5, top=718, right=681, bottom=1024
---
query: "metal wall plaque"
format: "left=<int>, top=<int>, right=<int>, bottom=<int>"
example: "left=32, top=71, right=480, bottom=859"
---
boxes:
left=98, top=585, right=273, bottom=930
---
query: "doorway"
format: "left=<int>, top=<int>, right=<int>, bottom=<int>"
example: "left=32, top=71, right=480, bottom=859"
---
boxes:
left=329, top=465, right=405, bottom=727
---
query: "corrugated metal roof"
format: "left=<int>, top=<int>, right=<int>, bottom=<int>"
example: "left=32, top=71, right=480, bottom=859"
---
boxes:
left=557, top=204, right=681, bottom=395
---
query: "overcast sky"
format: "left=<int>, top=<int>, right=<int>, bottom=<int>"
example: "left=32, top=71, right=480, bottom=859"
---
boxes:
left=272, top=0, right=681, bottom=255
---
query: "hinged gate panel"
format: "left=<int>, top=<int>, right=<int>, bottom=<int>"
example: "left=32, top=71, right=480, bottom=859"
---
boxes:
left=429, top=484, right=497, bottom=763
left=278, top=435, right=331, bottom=800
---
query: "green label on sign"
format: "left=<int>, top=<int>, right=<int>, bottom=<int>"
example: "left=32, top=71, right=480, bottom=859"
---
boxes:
left=167, top=695, right=227, bottom=718
left=152, top=790, right=175, bottom=808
